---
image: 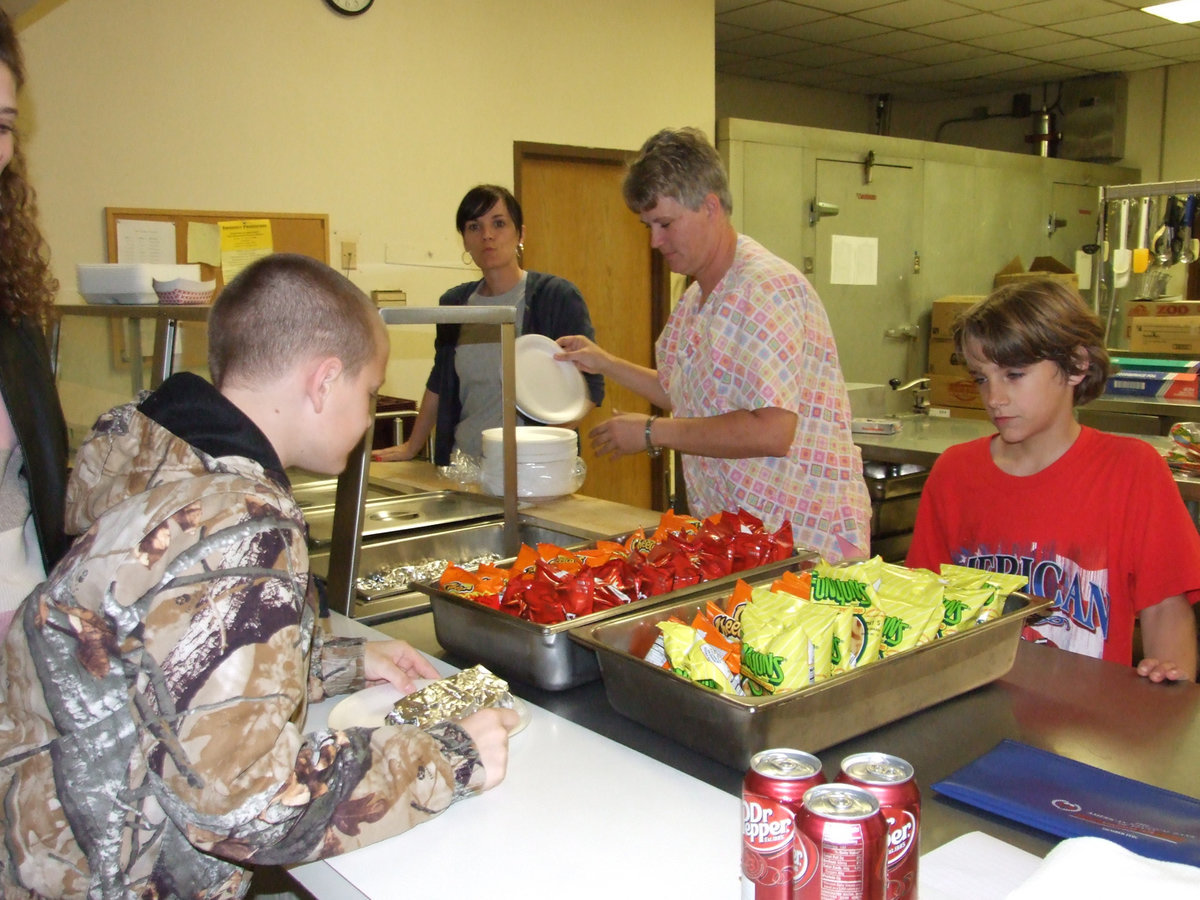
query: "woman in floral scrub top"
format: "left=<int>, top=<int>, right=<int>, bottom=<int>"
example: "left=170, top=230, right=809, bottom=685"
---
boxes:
left=559, top=128, right=869, bottom=562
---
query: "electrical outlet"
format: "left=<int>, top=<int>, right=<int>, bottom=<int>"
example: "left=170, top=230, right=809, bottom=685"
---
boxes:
left=340, top=241, right=357, bottom=270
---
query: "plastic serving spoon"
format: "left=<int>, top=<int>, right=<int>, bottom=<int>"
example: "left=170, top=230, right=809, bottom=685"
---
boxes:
left=1112, top=198, right=1131, bottom=288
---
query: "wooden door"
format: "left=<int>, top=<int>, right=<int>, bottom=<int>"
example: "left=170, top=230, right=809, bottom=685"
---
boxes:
left=515, top=144, right=666, bottom=511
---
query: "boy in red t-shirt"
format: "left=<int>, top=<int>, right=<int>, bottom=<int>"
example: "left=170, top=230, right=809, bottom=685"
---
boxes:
left=907, top=279, right=1199, bottom=682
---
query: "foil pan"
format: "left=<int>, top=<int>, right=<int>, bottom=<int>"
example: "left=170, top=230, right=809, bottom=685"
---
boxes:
left=414, top=552, right=819, bottom=692
left=571, top=583, right=1052, bottom=769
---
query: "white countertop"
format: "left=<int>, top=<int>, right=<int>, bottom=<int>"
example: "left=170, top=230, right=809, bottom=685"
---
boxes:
left=289, top=615, right=741, bottom=899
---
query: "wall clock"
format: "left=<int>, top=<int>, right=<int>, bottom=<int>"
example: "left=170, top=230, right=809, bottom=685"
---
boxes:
left=325, top=0, right=374, bottom=16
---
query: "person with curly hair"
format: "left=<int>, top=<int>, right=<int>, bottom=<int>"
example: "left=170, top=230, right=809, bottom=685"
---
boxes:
left=0, top=9, right=69, bottom=637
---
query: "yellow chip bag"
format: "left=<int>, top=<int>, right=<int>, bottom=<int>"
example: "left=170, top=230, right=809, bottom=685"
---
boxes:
left=657, top=620, right=740, bottom=694
left=940, top=586, right=994, bottom=636
left=788, top=600, right=846, bottom=682
left=875, top=592, right=943, bottom=658
left=810, top=560, right=879, bottom=608
left=740, top=587, right=813, bottom=696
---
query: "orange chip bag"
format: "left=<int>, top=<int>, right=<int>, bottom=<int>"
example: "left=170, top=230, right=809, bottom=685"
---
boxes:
left=770, top=568, right=812, bottom=600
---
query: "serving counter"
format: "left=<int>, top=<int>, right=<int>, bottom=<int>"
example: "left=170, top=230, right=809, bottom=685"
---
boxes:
left=289, top=607, right=1200, bottom=899
left=854, top=413, right=1200, bottom=505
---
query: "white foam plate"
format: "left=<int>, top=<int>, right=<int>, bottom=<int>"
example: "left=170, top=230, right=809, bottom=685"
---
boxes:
left=514, top=333, right=589, bottom=425
left=326, top=680, right=530, bottom=736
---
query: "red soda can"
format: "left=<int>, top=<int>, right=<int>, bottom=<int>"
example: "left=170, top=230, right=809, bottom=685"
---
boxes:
left=742, top=748, right=826, bottom=899
left=836, top=753, right=921, bottom=900
left=794, top=783, right=887, bottom=900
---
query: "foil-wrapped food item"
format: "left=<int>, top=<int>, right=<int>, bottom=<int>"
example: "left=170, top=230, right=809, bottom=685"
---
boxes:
left=385, top=665, right=514, bottom=728
left=356, top=553, right=502, bottom=597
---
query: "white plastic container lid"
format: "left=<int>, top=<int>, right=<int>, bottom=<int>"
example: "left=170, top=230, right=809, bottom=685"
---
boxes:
left=480, top=426, right=576, bottom=462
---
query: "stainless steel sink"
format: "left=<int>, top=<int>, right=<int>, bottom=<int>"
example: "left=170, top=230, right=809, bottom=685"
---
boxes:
left=309, top=516, right=607, bottom=623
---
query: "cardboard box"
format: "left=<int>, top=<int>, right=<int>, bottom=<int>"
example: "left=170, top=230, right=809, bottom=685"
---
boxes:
left=928, top=373, right=983, bottom=409
left=1129, top=317, right=1200, bottom=354
left=930, top=296, right=986, bottom=339
left=1122, top=299, right=1200, bottom=339
left=946, top=405, right=992, bottom=421
left=1104, top=370, right=1200, bottom=401
left=928, top=338, right=968, bottom=376
left=993, top=256, right=1078, bottom=290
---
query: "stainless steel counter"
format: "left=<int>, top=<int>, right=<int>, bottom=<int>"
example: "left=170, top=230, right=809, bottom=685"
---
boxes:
left=854, top=414, right=1200, bottom=504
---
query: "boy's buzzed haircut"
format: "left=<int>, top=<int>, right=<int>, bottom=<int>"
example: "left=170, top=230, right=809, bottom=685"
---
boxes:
left=954, top=278, right=1111, bottom=406
left=208, top=253, right=381, bottom=389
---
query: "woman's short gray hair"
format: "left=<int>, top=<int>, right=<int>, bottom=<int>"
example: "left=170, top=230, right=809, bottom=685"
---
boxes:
left=622, top=127, right=733, bottom=215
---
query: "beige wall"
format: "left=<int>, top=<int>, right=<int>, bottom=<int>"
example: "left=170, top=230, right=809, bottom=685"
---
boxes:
left=22, top=0, right=714, bottom=437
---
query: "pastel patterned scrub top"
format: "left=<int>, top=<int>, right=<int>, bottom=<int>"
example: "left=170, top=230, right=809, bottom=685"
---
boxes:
left=655, top=235, right=870, bottom=562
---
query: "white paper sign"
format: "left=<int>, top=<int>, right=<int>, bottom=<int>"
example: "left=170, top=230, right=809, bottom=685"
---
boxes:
left=830, top=234, right=878, bottom=285
left=115, top=219, right=176, bottom=264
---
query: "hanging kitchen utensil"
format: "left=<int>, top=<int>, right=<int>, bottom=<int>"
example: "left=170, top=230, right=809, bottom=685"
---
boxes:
left=1179, top=195, right=1197, bottom=265
left=1112, top=198, right=1131, bottom=288
left=1154, top=196, right=1177, bottom=266
left=1131, top=196, right=1151, bottom=275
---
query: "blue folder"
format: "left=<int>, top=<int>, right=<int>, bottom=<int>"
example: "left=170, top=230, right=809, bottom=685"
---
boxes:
left=933, top=740, right=1200, bottom=867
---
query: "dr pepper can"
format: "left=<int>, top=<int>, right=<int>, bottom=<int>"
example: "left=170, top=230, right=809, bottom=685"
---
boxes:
left=836, top=753, right=920, bottom=900
left=794, top=784, right=887, bottom=900
left=742, top=748, right=827, bottom=899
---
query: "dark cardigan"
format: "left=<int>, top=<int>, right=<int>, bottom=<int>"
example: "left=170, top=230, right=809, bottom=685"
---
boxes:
left=426, top=271, right=604, bottom=465
left=0, top=314, right=70, bottom=569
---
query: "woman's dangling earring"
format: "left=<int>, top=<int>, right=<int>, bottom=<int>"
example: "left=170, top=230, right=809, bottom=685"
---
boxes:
left=462, top=250, right=474, bottom=267
left=517, top=241, right=524, bottom=262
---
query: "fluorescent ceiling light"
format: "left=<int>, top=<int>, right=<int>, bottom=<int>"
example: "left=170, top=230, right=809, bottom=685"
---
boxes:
left=1141, top=0, right=1200, bottom=23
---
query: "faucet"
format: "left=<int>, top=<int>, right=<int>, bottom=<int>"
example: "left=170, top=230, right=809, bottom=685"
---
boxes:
left=889, top=377, right=931, bottom=415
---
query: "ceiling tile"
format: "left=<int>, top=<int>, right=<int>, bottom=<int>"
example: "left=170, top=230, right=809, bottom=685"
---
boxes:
left=841, top=29, right=944, bottom=52
left=999, top=0, right=1128, bottom=27
left=719, top=56, right=809, bottom=79
left=1113, top=22, right=1200, bottom=47
left=1016, top=36, right=1120, bottom=60
left=719, top=31, right=816, bottom=56
left=854, top=0, right=979, bottom=28
left=1000, top=60, right=1092, bottom=81
left=718, top=0, right=833, bottom=30
left=1051, top=9, right=1165, bottom=36
left=716, top=22, right=760, bottom=43
left=779, top=15, right=891, bottom=42
left=1152, top=35, right=1200, bottom=58
left=1061, top=47, right=1175, bottom=67
left=914, top=12, right=1030, bottom=39
left=836, top=54, right=928, bottom=74
left=716, top=0, right=762, bottom=12
left=776, top=44, right=872, bottom=65
left=893, top=40, right=995, bottom=63
left=965, top=26, right=1079, bottom=51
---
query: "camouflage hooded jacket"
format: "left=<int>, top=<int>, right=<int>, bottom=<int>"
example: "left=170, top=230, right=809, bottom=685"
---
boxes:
left=0, top=373, right=483, bottom=899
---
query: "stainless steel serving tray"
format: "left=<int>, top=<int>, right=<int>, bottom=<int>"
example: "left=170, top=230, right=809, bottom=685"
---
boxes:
left=304, top=490, right=504, bottom=549
left=571, top=585, right=1052, bottom=769
left=414, top=552, right=819, bottom=691
left=309, top=515, right=604, bottom=623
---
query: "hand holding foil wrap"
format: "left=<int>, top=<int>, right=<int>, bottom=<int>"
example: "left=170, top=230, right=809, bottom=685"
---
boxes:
left=386, top=665, right=515, bottom=729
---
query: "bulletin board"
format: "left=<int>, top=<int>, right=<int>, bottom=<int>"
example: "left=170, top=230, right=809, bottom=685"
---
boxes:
left=103, top=208, right=329, bottom=369
left=104, top=207, right=330, bottom=287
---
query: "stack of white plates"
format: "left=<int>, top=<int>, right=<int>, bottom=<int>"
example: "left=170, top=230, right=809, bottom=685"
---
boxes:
left=480, top=426, right=579, bottom=498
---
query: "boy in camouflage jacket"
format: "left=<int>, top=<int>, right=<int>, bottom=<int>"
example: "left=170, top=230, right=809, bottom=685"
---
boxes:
left=0, top=254, right=516, bottom=898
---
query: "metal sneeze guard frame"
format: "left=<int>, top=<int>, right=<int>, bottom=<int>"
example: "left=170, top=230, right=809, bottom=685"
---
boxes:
left=324, top=304, right=520, bottom=617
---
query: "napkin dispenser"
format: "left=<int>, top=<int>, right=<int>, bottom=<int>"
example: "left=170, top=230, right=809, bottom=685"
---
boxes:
left=77, top=263, right=202, bottom=305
